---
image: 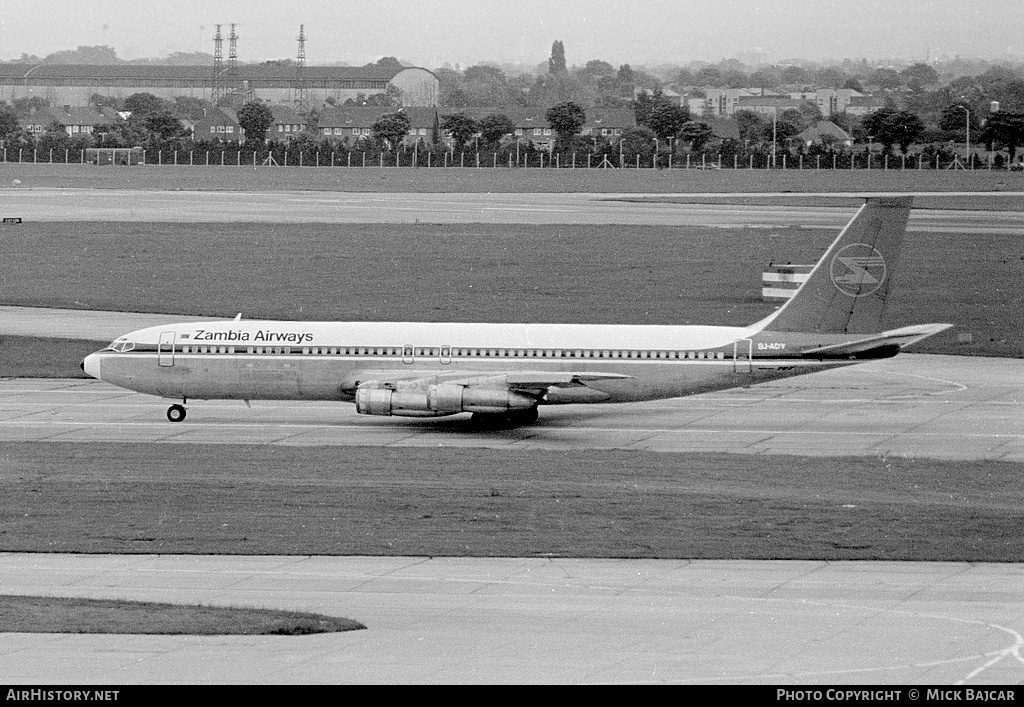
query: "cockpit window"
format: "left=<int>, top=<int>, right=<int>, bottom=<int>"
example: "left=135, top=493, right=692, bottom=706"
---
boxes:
left=106, top=338, right=135, bottom=353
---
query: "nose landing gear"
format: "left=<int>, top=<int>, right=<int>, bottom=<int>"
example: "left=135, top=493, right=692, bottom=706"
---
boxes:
left=167, top=402, right=187, bottom=423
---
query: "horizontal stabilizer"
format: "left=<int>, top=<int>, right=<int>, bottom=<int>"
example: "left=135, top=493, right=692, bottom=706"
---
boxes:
left=800, top=323, right=953, bottom=358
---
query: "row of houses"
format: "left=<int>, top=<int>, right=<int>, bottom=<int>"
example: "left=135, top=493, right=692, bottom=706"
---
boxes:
left=205, top=106, right=671, bottom=149
left=18, top=105, right=124, bottom=137
left=255, top=107, right=641, bottom=147
left=12, top=103, right=854, bottom=150
left=13, top=104, right=641, bottom=148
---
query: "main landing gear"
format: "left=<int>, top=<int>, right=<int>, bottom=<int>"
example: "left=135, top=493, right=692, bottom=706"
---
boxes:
left=167, top=402, right=187, bottom=423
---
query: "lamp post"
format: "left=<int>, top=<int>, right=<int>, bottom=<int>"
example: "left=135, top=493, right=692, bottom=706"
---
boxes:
left=771, top=108, right=778, bottom=168
left=958, top=104, right=971, bottom=169
left=867, top=135, right=873, bottom=169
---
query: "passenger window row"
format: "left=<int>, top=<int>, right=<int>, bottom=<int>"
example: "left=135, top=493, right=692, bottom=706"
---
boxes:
left=177, top=345, right=728, bottom=360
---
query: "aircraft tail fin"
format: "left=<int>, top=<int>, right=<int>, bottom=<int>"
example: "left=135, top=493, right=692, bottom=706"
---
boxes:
left=756, top=196, right=912, bottom=334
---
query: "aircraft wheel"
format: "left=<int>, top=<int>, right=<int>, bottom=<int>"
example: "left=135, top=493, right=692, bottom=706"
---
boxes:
left=167, top=404, right=187, bottom=423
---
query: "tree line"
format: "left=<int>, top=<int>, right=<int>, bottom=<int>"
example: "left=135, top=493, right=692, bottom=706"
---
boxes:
left=3, top=88, right=1024, bottom=166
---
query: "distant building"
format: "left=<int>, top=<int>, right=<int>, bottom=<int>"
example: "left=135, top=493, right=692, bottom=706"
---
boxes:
left=191, top=107, right=243, bottom=142
left=501, top=107, right=635, bottom=149
left=844, top=95, right=888, bottom=117
left=388, top=68, right=441, bottom=107
left=633, top=86, right=684, bottom=106
left=267, top=105, right=309, bottom=140
left=776, top=87, right=865, bottom=115
left=795, top=120, right=853, bottom=147
left=686, top=96, right=707, bottom=116
left=580, top=108, right=635, bottom=139
left=692, top=86, right=868, bottom=118
left=16, top=105, right=121, bottom=137
left=701, top=88, right=755, bottom=117
left=699, top=88, right=784, bottom=117
left=810, top=88, right=863, bottom=115
left=0, top=64, right=440, bottom=108
left=295, top=106, right=635, bottom=150
left=734, top=95, right=805, bottom=117
left=777, top=84, right=816, bottom=97
left=313, top=106, right=437, bottom=145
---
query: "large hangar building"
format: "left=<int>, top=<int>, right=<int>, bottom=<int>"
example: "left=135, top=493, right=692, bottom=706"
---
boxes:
left=0, top=64, right=440, bottom=107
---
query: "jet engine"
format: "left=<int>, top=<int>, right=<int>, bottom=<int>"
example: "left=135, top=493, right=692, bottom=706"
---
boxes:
left=355, top=383, right=536, bottom=417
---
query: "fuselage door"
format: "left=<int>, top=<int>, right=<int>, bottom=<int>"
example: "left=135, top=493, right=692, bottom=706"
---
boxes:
left=158, top=331, right=176, bottom=367
left=440, top=345, right=451, bottom=365
left=403, top=345, right=414, bottom=365
left=733, top=338, right=753, bottom=373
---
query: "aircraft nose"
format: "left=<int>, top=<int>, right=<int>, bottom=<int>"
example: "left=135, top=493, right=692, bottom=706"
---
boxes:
left=82, top=353, right=101, bottom=380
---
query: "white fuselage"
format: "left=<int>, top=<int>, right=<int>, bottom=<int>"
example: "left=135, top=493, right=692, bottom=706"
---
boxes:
left=83, top=319, right=863, bottom=408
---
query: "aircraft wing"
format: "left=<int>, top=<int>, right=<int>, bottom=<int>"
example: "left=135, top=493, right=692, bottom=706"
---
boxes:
left=800, top=323, right=954, bottom=358
left=494, top=371, right=634, bottom=404
left=503, top=371, right=633, bottom=388
left=349, top=369, right=632, bottom=404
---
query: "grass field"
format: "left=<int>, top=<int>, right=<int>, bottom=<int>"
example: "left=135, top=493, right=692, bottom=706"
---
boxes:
left=2, top=161, right=1024, bottom=194
left=0, top=595, right=364, bottom=635
left=1, top=443, right=1020, bottom=561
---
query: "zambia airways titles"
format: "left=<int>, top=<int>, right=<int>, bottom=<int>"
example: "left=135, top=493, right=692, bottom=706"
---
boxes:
left=186, top=329, right=314, bottom=345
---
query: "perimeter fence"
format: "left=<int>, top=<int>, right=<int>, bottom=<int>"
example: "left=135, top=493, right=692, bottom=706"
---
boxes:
left=0, top=145, right=1013, bottom=172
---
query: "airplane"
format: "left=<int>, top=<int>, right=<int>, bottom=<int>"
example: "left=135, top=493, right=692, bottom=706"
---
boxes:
left=81, top=196, right=951, bottom=427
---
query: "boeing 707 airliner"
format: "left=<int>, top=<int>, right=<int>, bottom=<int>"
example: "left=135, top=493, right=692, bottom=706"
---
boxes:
left=82, top=196, right=951, bottom=426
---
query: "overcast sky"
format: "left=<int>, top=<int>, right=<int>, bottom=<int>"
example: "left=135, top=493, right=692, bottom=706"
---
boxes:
left=1, top=0, right=1019, bottom=67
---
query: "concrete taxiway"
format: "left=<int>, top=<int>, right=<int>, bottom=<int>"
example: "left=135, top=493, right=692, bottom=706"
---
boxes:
left=2, top=554, right=1022, bottom=684
left=0, top=188, right=1021, bottom=233
left=0, top=354, right=1019, bottom=461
